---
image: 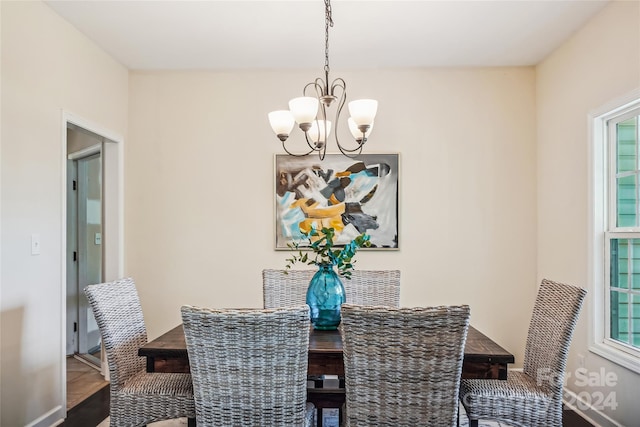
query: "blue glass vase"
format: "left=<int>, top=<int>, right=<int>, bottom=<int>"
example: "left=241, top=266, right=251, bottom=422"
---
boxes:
left=306, top=263, right=346, bottom=330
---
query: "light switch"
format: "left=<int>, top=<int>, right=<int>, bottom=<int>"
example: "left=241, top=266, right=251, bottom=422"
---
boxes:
left=31, top=234, right=41, bottom=255
left=95, top=232, right=102, bottom=245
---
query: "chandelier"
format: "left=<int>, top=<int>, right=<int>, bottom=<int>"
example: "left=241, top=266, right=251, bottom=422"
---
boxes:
left=268, top=0, right=378, bottom=160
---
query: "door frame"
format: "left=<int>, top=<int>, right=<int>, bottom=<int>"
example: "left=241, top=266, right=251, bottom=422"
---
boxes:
left=60, top=110, right=124, bottom=412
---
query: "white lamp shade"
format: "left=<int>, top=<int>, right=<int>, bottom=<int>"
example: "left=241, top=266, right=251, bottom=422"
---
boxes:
left=289, top=97, right=319, bottom=124
left=348, top=99, right=378, bottom=126
left=348, top=118, right=373, bottom=139
left=308, top=120, right=332, bottom=143
left=268, top=110, right=295, bottom=136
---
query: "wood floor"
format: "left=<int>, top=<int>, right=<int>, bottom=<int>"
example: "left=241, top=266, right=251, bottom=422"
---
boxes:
left=61, top=389, right=595, bottom=427
left=61, top=355, right=595, bottom=427
left=66, top=356, right=109, bottom=410
left=63, top=356, right=110, bottom=426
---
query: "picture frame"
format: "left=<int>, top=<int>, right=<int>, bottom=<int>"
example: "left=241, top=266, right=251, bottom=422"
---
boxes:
left=274, top=153, right=399, bottom=250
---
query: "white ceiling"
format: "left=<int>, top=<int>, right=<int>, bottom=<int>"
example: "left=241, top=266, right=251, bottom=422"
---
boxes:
left=44, top=0, right=610, bottom=70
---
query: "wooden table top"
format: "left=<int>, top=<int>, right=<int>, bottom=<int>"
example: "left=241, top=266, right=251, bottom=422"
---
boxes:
left=139, top=324, right=514, bottom=366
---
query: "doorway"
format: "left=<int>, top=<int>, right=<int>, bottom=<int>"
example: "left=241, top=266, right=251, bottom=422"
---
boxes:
left=62, top=114, right=124, bottom=413
left=66, top=141, right=102, bottom=366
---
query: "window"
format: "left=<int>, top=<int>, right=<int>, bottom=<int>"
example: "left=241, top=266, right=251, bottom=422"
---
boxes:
left=591, top=92, right=640, bottom=373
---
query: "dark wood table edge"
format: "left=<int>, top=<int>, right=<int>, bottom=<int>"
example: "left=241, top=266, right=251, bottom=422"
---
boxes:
left=139, top=324, right=514, bottom=379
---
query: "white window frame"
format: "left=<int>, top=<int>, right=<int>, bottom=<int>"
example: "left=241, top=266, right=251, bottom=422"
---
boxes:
left=590, top=89, right=640, bottom=374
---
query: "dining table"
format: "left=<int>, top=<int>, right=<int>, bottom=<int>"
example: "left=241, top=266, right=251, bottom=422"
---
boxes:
left=139, top=324, right=514, bottom=427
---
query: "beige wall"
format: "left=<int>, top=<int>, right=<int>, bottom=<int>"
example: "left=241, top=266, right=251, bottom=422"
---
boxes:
left=5, top=0, right=637, bottom=425
left=128, top=67, right=537, bottom=362
left=0, top=1, right=128, bottom=425
left=537, top=1, right=640, bottom=425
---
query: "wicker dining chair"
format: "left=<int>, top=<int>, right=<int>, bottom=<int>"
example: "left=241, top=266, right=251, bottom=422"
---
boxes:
left=459, top=279, right=587, bottom=427
left=84, top=277, right=195, bottom=427
left=340, top=304, right=471, bottom=427
left=262, top=269, right=401, bottom=308
left=181, top=304, right=315, bottom=427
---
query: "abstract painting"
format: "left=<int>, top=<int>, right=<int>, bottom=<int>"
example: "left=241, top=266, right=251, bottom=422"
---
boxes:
left=275, top=153, right=399, bottom=249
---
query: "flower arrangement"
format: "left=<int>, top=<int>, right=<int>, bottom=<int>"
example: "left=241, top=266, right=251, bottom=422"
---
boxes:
left=285, top=226, right=371, bottom=279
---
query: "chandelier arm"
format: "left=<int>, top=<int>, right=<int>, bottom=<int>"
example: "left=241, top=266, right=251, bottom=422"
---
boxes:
left=335, top=131, right=366, bottom=154
left=329, top=78, right=345, bottom=111
left=329, top=78, right=346, bottom=94
left=318, top=141, right=328, bottom=161
left=282, top=116, right=324, bottom=156
left=304, top=80, right=328, bottom=98
left=314, top=102, right=329, bottom=159
left=336, top=144, right=364, bottom=158
left=330, top=77, right=364, bottom=155
left=337, top=142, right=366, bottom=154
left=317, top=101, right=327, bottom=121
left=281, top=139, right=317, bottom=157
left=331, top=78, right=346, bottom=151
left=303, top=128, right=321, bottom=151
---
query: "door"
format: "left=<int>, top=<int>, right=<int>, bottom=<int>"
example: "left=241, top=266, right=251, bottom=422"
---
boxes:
left=66, top=143, right=103, bottom=366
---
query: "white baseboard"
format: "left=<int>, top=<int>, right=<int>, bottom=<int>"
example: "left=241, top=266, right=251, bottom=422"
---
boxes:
left=563, top=388, right=624, bottom=427
left=24, top=405, right=64, bottom=427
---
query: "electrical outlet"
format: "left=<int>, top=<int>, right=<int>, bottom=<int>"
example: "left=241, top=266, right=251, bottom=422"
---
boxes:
left=578, top=353, right=585, bottom=368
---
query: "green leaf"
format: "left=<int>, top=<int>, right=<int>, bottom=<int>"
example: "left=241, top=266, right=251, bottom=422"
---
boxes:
left=283, top=226, right=371, bottom=277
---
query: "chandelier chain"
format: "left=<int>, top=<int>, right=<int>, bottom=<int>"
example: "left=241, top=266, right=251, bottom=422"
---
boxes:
left=324, top=0, right=333, bottom=75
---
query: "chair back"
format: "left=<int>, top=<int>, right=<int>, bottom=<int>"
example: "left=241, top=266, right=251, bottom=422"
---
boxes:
left=262, top=269, right=400, bottom=308
left=262, top=269, right=313, bottom=308
left=340, top=304, right=470, bottom=427
left=181, top=305, right=311, bottom=426
left=523, top=278, right=587, bottom=399
left=84, top=277, right=147, bottom=390
left=347, top=269, right=400, bottom=306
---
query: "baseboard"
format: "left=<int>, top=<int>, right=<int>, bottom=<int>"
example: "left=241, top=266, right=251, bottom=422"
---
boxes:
left=563, top=388, right=624, bottom=427
left=24, top=404, right=64, bottom=427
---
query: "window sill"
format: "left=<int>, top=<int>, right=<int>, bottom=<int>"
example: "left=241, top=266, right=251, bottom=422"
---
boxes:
left=589, top=341, right=640, bottom=374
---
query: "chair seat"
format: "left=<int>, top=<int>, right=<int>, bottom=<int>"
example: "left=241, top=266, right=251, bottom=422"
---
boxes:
left=112, top=371, right=196, bottom=426
left=460, top=371, right=553, bottom=422
left=122, top=371, right=194, bottom=397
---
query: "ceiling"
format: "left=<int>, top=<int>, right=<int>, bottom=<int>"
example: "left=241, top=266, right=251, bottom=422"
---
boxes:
left=44, top=0, right=610, bottom=70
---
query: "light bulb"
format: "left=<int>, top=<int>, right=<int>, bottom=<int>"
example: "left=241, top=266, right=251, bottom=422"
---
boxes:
left=289, top=97, right=319, bottom=125
left=348, top=99, right=378, bottom=126
left=308, top=120, right=332, bottom=144
left=348, top=118, right=373, bottom=141
left=268, top=110, right=295, bottom=139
